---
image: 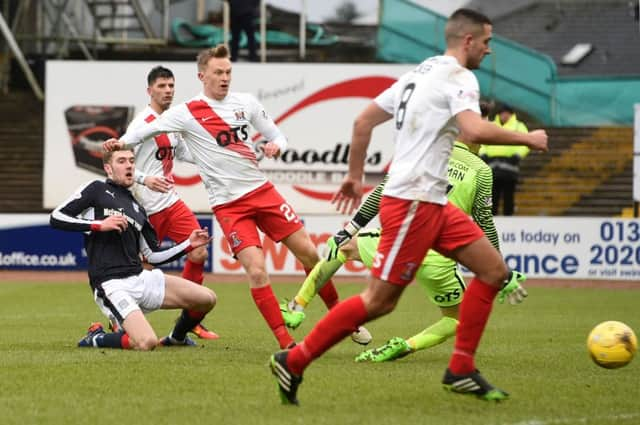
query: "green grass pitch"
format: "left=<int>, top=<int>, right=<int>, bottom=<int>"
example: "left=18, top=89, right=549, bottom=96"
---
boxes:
left=0, top=280, right=638, bottom=425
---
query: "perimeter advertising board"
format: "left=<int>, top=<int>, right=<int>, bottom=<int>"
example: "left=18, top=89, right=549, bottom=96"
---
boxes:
left=3, top=214, right=640, bottom=281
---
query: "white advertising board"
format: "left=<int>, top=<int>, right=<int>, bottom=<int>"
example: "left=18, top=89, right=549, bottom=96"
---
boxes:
left=212, top=214, right=640, bottom=280
left=3, top=213, right=640, bottom=280
left=494, top=217, right=640, bottom=280
left=212, top=214, right=379, bottom=276
left=44, top=61, right=412, bottom=213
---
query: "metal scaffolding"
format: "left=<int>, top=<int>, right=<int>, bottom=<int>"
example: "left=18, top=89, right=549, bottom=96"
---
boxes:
left=0, top=0, right=171, bottom=97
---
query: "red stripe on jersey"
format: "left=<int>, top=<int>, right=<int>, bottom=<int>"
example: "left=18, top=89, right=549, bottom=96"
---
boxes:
left=186, top=100, right=257, bottom=165
left=144, top=114, right=174, bottom=182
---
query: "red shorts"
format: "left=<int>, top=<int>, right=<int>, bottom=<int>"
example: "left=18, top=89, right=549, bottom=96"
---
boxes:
left=148, top=199, right=200, bottom=243
left=213, top=182, right=304, bottom=254
left=372, top=196, right=484, bottom=285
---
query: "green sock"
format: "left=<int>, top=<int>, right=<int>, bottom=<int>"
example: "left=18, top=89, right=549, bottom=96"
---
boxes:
left=294, top=254, right=346, bottom=308
left=406, top=316, right=458, bottom=351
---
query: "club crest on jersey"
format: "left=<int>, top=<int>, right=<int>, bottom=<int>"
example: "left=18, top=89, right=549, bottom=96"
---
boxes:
left=229, top=231, right=242, bottom=248
left=400, top=262, right=418, bottom=281
left=456, top=89, right=480, bottom=101
left=233, top=109, right=246, bottom=121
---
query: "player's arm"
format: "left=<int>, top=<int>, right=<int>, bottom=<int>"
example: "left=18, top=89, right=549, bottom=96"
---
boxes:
left=247, top=95, right=287, bottom=158
left=103, top=105, right=187, bottom=151
left=351, top=174, right=388, bottom=228
left=333, top=101, right=393, bottom=215
left=456, top=110, right=547, bottom=152
left=139, top=221, right=210, bottom=265
left=136, top=171, right=173, bottom=193
left=50, top=181, right=126, bottom=233
left=174, top=136, right=196, bottom=164
left=471, top=165, right=500, bottom=251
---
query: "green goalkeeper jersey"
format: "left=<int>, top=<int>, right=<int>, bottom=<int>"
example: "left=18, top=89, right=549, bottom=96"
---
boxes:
left=421, top=141, right=500, bottom=269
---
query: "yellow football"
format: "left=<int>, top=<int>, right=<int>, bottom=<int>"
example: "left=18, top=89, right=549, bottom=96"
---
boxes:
left=587, top=321, right=637, bottom=369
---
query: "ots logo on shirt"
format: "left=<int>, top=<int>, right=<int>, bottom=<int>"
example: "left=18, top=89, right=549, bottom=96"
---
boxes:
left=215, top=125, right=249, bottom=147
left=155, top=146, right=176, bottom=161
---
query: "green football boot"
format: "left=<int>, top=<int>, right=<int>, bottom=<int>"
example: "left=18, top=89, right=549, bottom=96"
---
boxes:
left=280, top=300, right=306, bottom=329
left=355, top=336, right=412, bottom=362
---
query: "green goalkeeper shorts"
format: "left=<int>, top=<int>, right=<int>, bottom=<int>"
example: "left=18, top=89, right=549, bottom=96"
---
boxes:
left=356, top=228, right=466, bottom=308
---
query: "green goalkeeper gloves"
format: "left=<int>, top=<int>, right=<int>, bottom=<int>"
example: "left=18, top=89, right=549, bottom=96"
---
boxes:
left=498, top=270, right=528, bottom=305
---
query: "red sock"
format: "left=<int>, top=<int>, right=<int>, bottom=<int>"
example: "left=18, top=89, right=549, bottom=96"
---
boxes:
left=121, top=333, right=131, bottom=350
left=187, top=309, right=206, bottom=321
left=182, top=260, right=206, bottom=319
left=305, top=267, right=339, bottom=309
left=449, top=278, right=500, bottom=374
left=182, top=259, right=204, bottom=285
left=251, top=285, right=294, bottom=349
left=287, top=295, right=368, bottom=375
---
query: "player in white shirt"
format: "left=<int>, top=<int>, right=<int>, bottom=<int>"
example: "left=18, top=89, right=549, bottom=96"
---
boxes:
left=269, top=8, right=549, bottom=405
left=104, top=45, right=360, bottom=349
left=125, top=66, right=218, bottom=341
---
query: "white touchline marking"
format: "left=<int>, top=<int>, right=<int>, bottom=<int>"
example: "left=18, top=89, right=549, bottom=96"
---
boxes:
left=502, top=413, right=640, bottom=425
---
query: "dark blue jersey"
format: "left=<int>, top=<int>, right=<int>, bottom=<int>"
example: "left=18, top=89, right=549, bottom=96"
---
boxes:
left=50, top=179, right=191, bottom=289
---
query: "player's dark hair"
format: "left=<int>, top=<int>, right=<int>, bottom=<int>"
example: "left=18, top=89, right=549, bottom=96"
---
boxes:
left=147, top=66, right=174, bottom=86
left=449, top=8, right=492, bottom=25
left=445, top=9, right=492, bottom=43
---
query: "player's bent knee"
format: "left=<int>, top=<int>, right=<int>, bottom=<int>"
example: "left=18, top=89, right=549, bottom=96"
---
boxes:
left=477, top=263, right=509, bottom=287
left=203, top=289, right=217, bottom=310
left=133, top=335, right=158, bottom=351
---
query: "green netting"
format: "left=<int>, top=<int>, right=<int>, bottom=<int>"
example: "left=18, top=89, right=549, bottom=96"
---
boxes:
left=377, top=0, right=640, bottom=126
left=171, top=19, right=337, bottom=49
left=553, top=76, right=640, bottom=126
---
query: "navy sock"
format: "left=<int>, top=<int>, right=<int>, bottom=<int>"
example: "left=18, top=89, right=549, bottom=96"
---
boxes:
left=94, top=331, right=128, bottom=349
left=171, top=310, right=205, bottom=341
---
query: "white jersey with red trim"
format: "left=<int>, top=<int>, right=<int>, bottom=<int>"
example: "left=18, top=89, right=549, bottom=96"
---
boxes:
left=374, top=55, right=481, bottom=204
left=128, top=106, right=194, bottom=215
left=121, top=92, right=287, bottom=207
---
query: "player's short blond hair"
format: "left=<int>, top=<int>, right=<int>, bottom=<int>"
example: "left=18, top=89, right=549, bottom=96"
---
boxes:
left=102, top=148, right=133, bottom=165
left=197, top=44, right=230, bottom=72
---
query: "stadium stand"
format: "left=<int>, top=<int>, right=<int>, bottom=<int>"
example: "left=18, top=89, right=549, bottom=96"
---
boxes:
left=517, top=127, right=632, bottom=216
left=0, top=91, right=43, bottom=212
left=0, top=1, right=635, bottom=217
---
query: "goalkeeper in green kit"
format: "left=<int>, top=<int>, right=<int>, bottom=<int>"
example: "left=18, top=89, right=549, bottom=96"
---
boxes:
left=280, top=103, right=528, bottom=362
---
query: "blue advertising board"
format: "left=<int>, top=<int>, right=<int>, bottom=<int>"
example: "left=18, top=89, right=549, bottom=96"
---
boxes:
left=0, top=214, right=212, bottom=272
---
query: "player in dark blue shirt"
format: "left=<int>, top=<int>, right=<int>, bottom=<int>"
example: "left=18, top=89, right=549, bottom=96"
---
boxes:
left=50, top=149, right=217, bottom=350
